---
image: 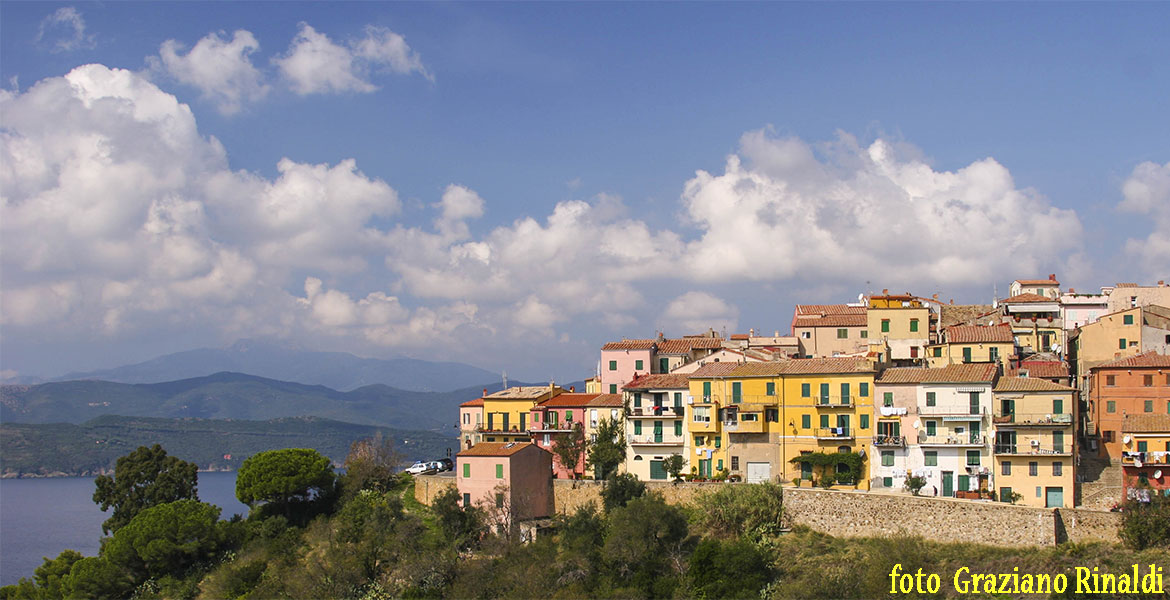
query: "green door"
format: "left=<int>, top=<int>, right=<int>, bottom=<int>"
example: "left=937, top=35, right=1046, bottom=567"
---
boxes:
left=649, top=460, right=667, bottom=480
left=1045, top=487, right=1063, bottom=508
left=702, top=381, right=711, bottom=399
left=732, top=382, right=742, bottom=403
left=958, top=474, right=970, bottom=493
left=1053, top=431, right=1064, bottom=453
left=942, top=472, right=954, bottom=497
left=653, top=420, right=663, bottom=443
left=700, top=459, right=712, bottom=477
left=659, top=357, right=669, bottom=373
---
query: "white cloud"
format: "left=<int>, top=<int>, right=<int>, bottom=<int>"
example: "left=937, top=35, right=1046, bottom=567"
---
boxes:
left=274, top=23, right=431, bottom=95
left=37, top=7, right=95, bottom=53
left=1119, top=161, right=1170, bottom=279
left=663, top=291, right=739, bottom=333
left=680, top=130, right=1083, bottom=288
left=155, top=30, right=269, bottom=115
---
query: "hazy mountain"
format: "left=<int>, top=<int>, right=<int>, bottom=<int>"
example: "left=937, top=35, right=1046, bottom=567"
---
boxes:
left=48, top=339, right=502, bottom=392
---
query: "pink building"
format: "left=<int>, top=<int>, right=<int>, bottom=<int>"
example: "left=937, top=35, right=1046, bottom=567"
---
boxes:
left=456, top=442, right=553, bottom=520
left=600, top=335, right=723, bottom=394
left=459, top=396, right=484, bottom=450
left=528, top=393, right=600, bottom=479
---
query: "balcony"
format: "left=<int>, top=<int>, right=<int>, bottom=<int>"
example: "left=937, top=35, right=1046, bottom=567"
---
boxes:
left=992, top=412, right=1073, bottom=426
left=812, top=395, right=855, bottom=408
left=815, top=427, right=854, bottom=440
left=629, top=435, right=684, bottom=447
left=629, top=406, right=685, bottom=418
left=723, top=417, right=766, bottom=434
left=917, top=406, right=986, bottom=418
left=993, top=443, right=1071, bottom=456
left=1122, top=451, right=1170, bottom=465
left=918, top=433, right=987, bottom=447
left=690, top=415, right=719, bottom=433
left=528, top=424, right=574, bottom=434
left=873, top=435, right=907, bottom=448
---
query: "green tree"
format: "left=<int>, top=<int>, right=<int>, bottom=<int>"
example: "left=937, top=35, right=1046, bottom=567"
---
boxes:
left=587, top=417, right=625, bottom=480
left=432, top=486, right=483, bottom=548
left=103, top=499, right=222, bottom=581
left=904, top=475, right=927, bottom=496
left=62, top=556, right=134, bottom=600
left=1120, top=493, right=1170, bottom=550
left=603, top=493, right=691, bottom=596
left=664, top=454, right=686, bottom=481
left=693, top=482, right=784, bottom=539
left=92, top=444, right=198, bottom=534
left=552, top=422, right=587, bottom=479
left=235, top=448, right=336, bottom=517
left=688, top=538, right=769, bottom=599
left=0, top=550, right=83, bottom=600
left=339, top=434, right=402, bottom=499
left=601, top=472, right=646, bottom=512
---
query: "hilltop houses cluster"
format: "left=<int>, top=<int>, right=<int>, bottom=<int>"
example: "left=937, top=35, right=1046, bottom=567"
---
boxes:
left=454, top=277, right=1170, bottom=520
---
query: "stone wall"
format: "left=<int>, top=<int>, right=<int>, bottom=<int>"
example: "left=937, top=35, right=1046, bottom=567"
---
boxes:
left=551, top=479, right=722, bottom=513
left=413, top=473, right=456, bottom=505
left=1055, top=507, right=1122, bottom=544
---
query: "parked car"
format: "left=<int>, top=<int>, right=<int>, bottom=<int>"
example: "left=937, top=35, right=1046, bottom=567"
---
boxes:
left=437, top=458, right=454, bottom=472
left=405, top=461, right=431, bottom=475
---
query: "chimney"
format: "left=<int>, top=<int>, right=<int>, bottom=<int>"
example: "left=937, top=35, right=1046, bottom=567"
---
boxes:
left=950, top=299, right=954, bottom=305
left=933, top=293, right=939, bottom=300
left=882, top=288, right=889, bottom=295
left=749, top=328, right=755, bottom=337
left=1049, top=274, right=1056, bottom=281
left=570, top=386, right=575, bottom=392
left=1159, top=280, right=1165, bottom=286
left=483, top=388, right=488, bottom=396
left=1069, top=287, right=1075, bottom=294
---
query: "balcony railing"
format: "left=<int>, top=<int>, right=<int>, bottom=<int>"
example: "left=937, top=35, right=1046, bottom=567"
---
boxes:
left=917, top=406, right=987, bottom=417
left=812, top=395, right=855, bottom=407
left=724, top=418, right=766, bottom=433
left=629, top=436, right=685, bottom=446
left=815, top=427, right=853, bottom=439
left=992, top=412, right=1073, bottom=426
left=629, top=406, right=684, bottom=418
left=873, top=435, right=907, bottom=448
left=1122, top=451, right=1170, bottom=465
left=918, top=433, right=987, bottom=447
left=527, top=424, right=574, bottom=433
left=994, top=444, right=1070, bottom=455
left=476, top=425, right=529, bottom=434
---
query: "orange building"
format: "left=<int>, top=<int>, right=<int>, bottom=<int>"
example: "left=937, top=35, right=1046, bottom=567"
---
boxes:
left=1086, top=352, right=1170, bottom=460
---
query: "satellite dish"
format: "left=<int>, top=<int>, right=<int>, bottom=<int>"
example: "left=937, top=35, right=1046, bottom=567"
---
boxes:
left=913, top=420, right=921, bottom=429
left=1154, top=470, right=1163, bottom=479
left=1135, top=460, right=1143, bottom=468
left=1123, top=435, right=1132, bottom=445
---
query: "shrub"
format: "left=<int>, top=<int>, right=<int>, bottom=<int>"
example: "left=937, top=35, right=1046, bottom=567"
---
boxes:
left=1120, top=493, right=1170, bottom=550
left=693, top=483, right=783, bottom=539
left=904, top=475, right=926, bottom=496
left=601, top=473, right=646, bottom=512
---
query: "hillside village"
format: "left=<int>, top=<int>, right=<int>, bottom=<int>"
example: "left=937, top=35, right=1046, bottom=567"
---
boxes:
left=452, top=276, right=1170, bottom=519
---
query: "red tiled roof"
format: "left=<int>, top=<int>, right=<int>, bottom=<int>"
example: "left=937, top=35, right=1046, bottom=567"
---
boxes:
left=1001, top=293, right=1053, bottom=304
left=688, top=362, right=741, bottom=378
left=624, top=373, right=691, bottom=390
left=945, top=323, right=1014, bottom=344
left=602, top=339, right=657, bottom=351
left=795, top=304, right=867, bottom=315
left=708, top=358, right=873, bottom=377
left=536, top=393, right=603, bottom=408
left=1122, top=414, right=1170, bottom=433
left=1014, top=278, right=1059, bottom=286
left=792, top=314, right=868, bottom=328
left=460, top=397, right=484, bottom=407
left=994, top=377, right=1074, bottom=392
left=730, top=334, right=750, bottom=340
left=1006, top=362, right=1070, bottom=379
left=1092, top=352, right=1170, bottom=370
left=877, top=363, right=998, bottom=384
left=587, top=393, right=623, bottom=407
left=457, top=441, right=541, bottom=457
left=657, top=337, right=723, bottom=354
left=485, top=386, right=556, bottom=399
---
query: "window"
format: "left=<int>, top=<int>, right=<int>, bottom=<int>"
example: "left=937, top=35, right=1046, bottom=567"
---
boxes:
left=714, top=437, right=721, bottom=449
left=860, top=383, right=869, bottom=397
left=633, top=392, right=642, bottom=408
left=609, top=384, right=617, bottom=393
left=882, top=391, right=894, bottom=407
left=1000, top=487, right=1012, bottom=503
left=926, top=421, right=936, bottom=436
left=802, top=414, right=811, bottom=429
left=883, top=477, right=892, bottom=487
left=463, top=493, right=471, bottom=507
left=765, top=408, right=778, bottom=422
left=703, top=381, right=712, bottom=398
left=926, top=392, right=936, bottom=407
left=1053, top=399, right=1063, bottom=415
left=463, top=463, right=470, bottom=478
left=860, top=414, right=869, bottom=429
left=660, top=357, right=670, bottom=373
left=634, top=421, right=642, bottom=435
left=966, top=451, right=980, bottom=466
left=1119, top=338, right=1127, bottom=350
left=495, top=492, right=504, bottom=508
left=674, top=393, right=683, bottom=408
left=635, top=359, right=643, bottom=371
left=496, top=464, right=504, bottom=479
left=820, top=414, right=829, bottom=428
left=1144, top=375, right=1154, bottom=387
left=962, top=347, right=972, bottom=363
left=565, top=411, right=573, bottom=421
left=801, top=331, right=811, bottom=339
left=1036, top=487, right=1042, bottom=498
left=1002, top=461, right=1011, bottom=475
left=801, top=383, right=811, bottom=397
left=1145, top=400, right=1154, bottom=413
left=910, top=319, right=919, bottom=333
left=1103, top=430, right=1115, bottom=443
left=837, top=328, right=848, bottom=339
left=881, top=451, right=894, bottom=466
left=608, top=360, right=617, bottom=371
left=731, top=456, right=739, bottom=470
left=1138, top=441, right=1148, bottom=452
left=1107, top=400, right=1116, bottom=413
left=924, top=451, right=937, bottom=466
left=766, top=382, right=775, bottom=396
left=861, top=330, right=868, bottom=338
left=1106, top=375, right=1116, bottom=386
left=881, top=319, right=890, bottom=333
left=1053, top=462, right=1063, bottom=476
left=732, top=382, right=742, bottom=403
left=933, top=347, right=942, bottom=357
left=989, top=347, right=999, bottom=362
left=819, top=383, right=830, bottom=403
left=1124, top=314, right=1134, bottom=325
left=675, top=421, right=683, bottom=436
left=1029, top=462, right=1038, bottom=476
left=840, top=383, right=851, bottom=403
left=463, top=413, right=469, bottom=425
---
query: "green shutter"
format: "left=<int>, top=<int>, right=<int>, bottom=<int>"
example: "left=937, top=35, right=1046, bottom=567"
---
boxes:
left=766, top=382, right=775, bottom=396
left=926, top=392, right=936, bottom=406
left=933, top=346, right=942, bottom=357
left=609, top=360, right=617, bottom=370
left=1053, top=399, right=1063, bottom=414
left=703, top=381, right=712, bottom=398
left=819, top=383, right=829, bottom=403
left=802, top=414, right=811, bottom=428
left=883, top=392, right=893, bottom=407
left=463, top=463, right=470, bottom=478
left=634, top=392, right=642, bottom=408
left=714, top=436, right=721, bottom=449
left=1120, top=338, right=1127, bottom=350
left=675, top=421, right=682, bottom=436
left=495, top=464, right=503, bottom=479
left=860, top=414, right=869, bottom=429
left=963, top=347, right=972, bottom=363
left=634, top=421, right=642, bottom=435
left=881, top=319, right=890, bottom=333
left=635, top=360, right=643, bottom=370
left=910, top=319, right=919, bottom=332
left=801, top=383, right=810, bottom=397
left=1124, top=314, right=1134, bottom=325
left=860, top=383, right=869, bottom=397
left=840, top=383, right=850, bottom=403
left=926, top=421, right=936, bottom=436
left=732, top=382, right=742, bottom=403
left=820, top=414, right=829, bottom=428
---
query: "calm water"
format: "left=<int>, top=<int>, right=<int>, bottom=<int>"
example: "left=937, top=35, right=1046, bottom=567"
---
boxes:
left=0, top=471, right=249, bottom=586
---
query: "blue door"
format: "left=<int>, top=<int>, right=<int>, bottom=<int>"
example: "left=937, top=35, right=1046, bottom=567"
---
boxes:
left=1045, top=487, right=1064, bottom=508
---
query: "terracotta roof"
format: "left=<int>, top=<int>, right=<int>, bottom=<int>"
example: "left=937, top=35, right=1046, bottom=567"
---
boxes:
left=708, top=358, right=873, bottom=377
left=994, top=377, right=1074, bottom=392
left=536, top=393, right=603, bottom=408
left=1014, top=278, right=1060, bottom=286
left=795, top=304, right=867, bottom=315
left=657, top=337, right=723, bottom=354
left=792, top=314, right=868, bottom=327
left=460, top=398, right=484, bottom=407
left=877, top=364, right=998, bottom=384
left=587, top=393, right=623, bottom=407
left=1115, top=283, right=1138, bottom=288
left=1006, top=362, right=1070, bottom=379
left=602, top=339, right=657, bottom=351
left=624, top=373, right=691, bottom=390
left=945, top=323, right=1014, bottom=344
left=1092, top=352, right=1170, bottom=370
left=1001, top=293, right=1053, bottom=304
left=1122, top=414, right=1170, bottom=434
left=939, top=304, right=995, bottom=328
left=688, top=362, right=741, bottom=378
left=485, top=386, right=556, bottom=399
left=457, top=441, right=541, bottom=457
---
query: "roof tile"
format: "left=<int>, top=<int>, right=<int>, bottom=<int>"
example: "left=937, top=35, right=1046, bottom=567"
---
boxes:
left=877, top=364, right=998, bottom=384
left=624, top=373, right=691, bottom=390
left=1122, top=414, right=1170, bottom=433
left=994, top=377, right=1074, bottom=392
left=944, top=323, right=1014, bottom=344
left=457, top=441, right=542, bottom=457
left=1001, top=293, right=1053, bottom=304
left=601, top=339, right=657, bottom=351
left=1092, top=352, right=1170, bottom=370
left=536, top=393, right=604, bottom=408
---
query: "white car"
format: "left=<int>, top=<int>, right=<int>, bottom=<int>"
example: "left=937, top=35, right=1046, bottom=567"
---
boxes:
left=405, top=461, right=431, bottom=475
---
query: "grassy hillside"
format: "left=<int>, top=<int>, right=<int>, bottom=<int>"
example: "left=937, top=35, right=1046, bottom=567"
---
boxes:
left=0, top=415, right=457, bottom=477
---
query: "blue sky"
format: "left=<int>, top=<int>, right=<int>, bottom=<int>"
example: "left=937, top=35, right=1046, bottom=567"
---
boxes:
left=2, top=2, right=1168, bottom=382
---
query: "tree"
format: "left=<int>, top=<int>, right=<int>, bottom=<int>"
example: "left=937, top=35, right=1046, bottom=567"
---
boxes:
left=552, top=423, right=587, bottom=479
left=103, top=499, right=222, bottom=581
left=339, top=434, right=402, bottom=498
left=587, top=417, right=625, bottom=480
left=603, top=494, right=691, bottom=596
left=433, top=486, right=483, bottom=549
left=904, top=476, right=927, bottom=496
left=1, top=549, right=83, bottom=599
left=664, top=454, right=686, bottom=482
left=61, top=556, right=134, bottom=600
left=235, top=448, right=336, bottom=517
left=688, top=538, right=769, bottom=599
left=1120, top=493, right=1170, bottom=550
left=601, top=472, right=646, bottom=512
left=92, top=444, right=199, bottom=534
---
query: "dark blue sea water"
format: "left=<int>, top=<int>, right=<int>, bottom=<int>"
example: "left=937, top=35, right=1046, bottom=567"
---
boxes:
left=0, top=471, right=249, bottom=587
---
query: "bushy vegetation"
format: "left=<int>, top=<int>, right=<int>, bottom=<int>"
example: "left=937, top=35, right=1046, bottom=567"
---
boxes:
left=1120, top=493, right=1170, bottom=550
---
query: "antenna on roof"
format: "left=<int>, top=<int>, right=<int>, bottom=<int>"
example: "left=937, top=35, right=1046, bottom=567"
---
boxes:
left=502, top=371, right=508, bottom=390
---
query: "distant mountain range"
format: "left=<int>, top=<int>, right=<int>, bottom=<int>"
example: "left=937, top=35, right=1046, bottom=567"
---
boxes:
left=26, top=339, right=503, bottom=393
left=0, top=371, right=531, bottom=431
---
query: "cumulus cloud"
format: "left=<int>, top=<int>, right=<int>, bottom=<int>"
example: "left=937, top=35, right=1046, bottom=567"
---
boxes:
left=154, top=30, right=269, bottom=115
left=1119, top=161, right=1170, bottom=278
left=274, top=23, right=431, bottom=95
left=37, top=7, right=95, bottom=53
left=681, top=130, right=1084, bottom=288
left=663, top=291, right=739, bottom=333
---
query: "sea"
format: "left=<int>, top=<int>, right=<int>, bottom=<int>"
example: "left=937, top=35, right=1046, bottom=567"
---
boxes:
left=0, top=471, right=249, bottom=587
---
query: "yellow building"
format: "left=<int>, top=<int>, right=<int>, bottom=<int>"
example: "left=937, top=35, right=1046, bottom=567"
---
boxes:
left=867, top=293, right=932, bottom=364
left=480, top=384, right=563, bottom=443
left=1068, top=305, right=1170, bottom=392
left=686, top=358, right=875, bottom=487
left=991, top=293, right=1063, bottom=355
left=991, top=377, right=1076, bottom=508
left=926, top=323, right=1015, bottom=369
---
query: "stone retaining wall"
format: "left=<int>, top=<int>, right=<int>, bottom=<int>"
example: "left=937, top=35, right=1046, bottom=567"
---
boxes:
left=413, top=473, right=456, bottom=505
left=551, top=479, right=722, bottom=513
left=1056, top=507, right=1122, bottom=544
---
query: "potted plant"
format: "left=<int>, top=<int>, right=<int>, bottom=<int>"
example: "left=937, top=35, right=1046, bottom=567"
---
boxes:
left=792, top=476, right=802, bottom=488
